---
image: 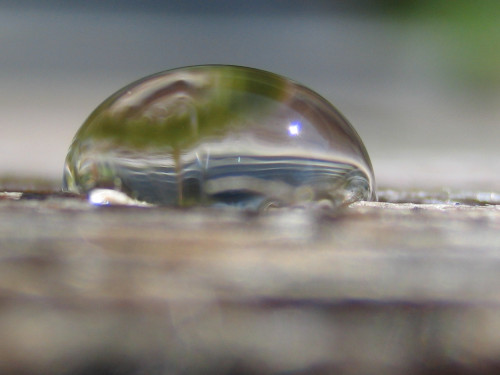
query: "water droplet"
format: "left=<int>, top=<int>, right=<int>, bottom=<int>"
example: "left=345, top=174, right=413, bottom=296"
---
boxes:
left=63, top=65, right=376, bottom=209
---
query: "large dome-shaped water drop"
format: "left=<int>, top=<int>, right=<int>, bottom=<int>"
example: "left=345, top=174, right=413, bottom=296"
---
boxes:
left=63, top=65, right=375, bottom=209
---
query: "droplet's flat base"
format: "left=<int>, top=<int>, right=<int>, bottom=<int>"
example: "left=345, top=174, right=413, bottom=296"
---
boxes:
left=73, top=154, right=372, bottom=210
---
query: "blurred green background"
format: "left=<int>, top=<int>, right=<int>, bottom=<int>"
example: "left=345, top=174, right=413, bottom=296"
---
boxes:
left=1, top=0, right=499, bottom=190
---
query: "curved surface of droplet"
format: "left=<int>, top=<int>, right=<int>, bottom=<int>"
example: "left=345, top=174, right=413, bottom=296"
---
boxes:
left=63, top=65, right=376, bottom=209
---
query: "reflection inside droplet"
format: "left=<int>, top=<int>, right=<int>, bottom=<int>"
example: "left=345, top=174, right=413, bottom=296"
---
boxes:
left=63, top=65, right=376, bottom=209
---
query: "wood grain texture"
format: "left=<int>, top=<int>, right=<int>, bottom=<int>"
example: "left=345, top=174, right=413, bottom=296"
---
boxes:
left=0, top=192, right=499, bottom=374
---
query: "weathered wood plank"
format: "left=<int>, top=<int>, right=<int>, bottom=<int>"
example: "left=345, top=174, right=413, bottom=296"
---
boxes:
left=0, top=191, right=499, bottom=374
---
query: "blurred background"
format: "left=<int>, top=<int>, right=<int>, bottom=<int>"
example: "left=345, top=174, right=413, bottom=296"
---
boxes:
left=1, top=0, right=499, bottom=190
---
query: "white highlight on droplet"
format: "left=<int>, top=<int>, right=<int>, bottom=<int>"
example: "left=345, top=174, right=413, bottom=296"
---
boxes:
left=88, top=189, right=152, bottom=207
left=288, top=122, right=301, bottom=136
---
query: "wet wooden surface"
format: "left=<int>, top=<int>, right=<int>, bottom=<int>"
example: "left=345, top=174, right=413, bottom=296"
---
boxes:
left=0, top=188, right=500, bottom=375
